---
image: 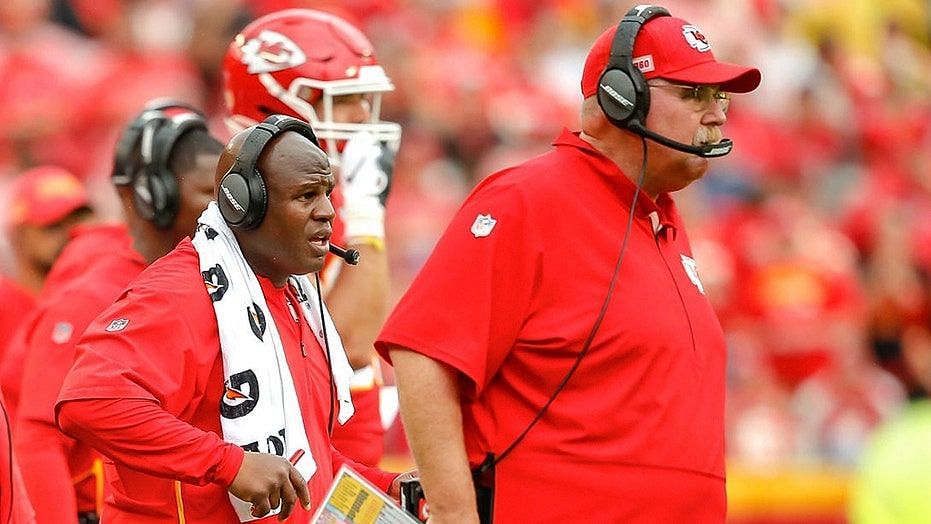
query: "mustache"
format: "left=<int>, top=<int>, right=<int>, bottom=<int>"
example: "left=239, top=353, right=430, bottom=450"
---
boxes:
left=693, top=126, right=723, bottom=146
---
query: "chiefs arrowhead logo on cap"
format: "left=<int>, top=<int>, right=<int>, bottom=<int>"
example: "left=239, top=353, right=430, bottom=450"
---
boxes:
left=239, top=29, right=307, bottom=74
left=682, top=25, right=711, bottom=52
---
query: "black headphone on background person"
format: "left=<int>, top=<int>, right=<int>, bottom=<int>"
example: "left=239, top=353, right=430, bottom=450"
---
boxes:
left=596, top=5, right=733, bottom=158
left=112, top=100, right=208, bottom=228
left=217, top=114, right=320, bottom=231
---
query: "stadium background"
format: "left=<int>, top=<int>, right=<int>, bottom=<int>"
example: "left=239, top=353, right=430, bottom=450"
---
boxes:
left=1, top=0, right=929, bottom=522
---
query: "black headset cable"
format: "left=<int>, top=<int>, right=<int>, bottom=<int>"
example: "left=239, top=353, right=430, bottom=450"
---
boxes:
left=479, top=136, right=650, bottom=473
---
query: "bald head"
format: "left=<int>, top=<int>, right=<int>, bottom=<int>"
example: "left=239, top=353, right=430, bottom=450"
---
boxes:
left=215, top=126, right=330, bottom=190
left=215, top=129, right=249, bottom=189
left=218, top=124, right=335, bottom=285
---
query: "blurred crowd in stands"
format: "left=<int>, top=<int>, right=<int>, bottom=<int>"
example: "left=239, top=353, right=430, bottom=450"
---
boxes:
left=1, top=0, right=929, bottom=481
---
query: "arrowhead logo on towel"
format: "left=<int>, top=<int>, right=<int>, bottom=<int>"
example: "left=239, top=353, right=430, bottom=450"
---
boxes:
left=221, top=370, right=260, bottom=419
left=195, top=223, right=219, bottom=240
left=247, top=303, right=266, bottom=341
left=202, top=264, right=229, bottom=302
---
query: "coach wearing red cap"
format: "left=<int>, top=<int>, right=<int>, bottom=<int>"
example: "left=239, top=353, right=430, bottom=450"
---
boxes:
left=377, top=5, right=760, bottom=523
left=0, top=166, right=92, bottom=416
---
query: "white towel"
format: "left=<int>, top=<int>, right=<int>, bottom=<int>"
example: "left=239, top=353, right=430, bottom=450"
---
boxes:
left=192, top=202, right=354, bottom=521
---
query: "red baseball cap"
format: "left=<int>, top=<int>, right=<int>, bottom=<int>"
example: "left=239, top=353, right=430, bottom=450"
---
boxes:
left=581, top=15, right=761, bottom=98
left=8, top=166, right=89, bottom=227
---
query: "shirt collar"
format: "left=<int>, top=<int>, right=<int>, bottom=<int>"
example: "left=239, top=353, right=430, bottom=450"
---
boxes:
left=553, top=129, right=680, bottom=239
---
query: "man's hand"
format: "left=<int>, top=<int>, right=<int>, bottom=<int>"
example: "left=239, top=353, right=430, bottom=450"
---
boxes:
left=228, top=452, right=311, bottom=521
left=387, top=468, right=419, bottom=502
left=338, top=130, right=396, bottom=239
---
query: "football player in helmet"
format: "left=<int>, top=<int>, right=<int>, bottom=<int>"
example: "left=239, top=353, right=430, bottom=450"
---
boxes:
left=222, top=9, right=399, bottom=467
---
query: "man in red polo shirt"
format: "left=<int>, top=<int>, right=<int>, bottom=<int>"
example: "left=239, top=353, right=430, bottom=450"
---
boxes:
left=14, top=101, right=221, bottom=524
left=377, top=6, right=761, bottom=523
left=0, top=165, right=92, bottom=419
left=56, top=117, right=404, bottom=523
left=222, top=9, right=402, bottom=466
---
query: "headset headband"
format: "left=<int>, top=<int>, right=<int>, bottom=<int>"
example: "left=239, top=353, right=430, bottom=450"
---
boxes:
left=230, top=116, right=321, bottom=179
left=607, top=5, right=670, bottom=70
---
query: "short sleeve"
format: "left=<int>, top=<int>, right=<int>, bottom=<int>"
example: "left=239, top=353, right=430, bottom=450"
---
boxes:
left=377, top=173, right=542, bottom=396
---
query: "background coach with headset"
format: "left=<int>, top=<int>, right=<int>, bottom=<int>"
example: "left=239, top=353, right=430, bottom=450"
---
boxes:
left=56, top=115, right=405, bottom=523
left=377, top=5, right=761, bottom=523
left=15, top=100, right=219, bottom=524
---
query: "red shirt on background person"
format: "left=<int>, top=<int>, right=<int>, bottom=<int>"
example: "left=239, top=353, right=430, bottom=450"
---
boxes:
left=15, top=225, right=144, bottom=522
left=13, top=102, right=221, bottom=524
left=0, top=166, right=92, bottom=421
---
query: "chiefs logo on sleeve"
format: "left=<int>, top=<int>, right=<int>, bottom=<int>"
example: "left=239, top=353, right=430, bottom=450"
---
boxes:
left=105, top=318, right=129, bottom=332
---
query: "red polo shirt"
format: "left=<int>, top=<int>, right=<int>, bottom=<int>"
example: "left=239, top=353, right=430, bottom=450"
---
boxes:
left=0, top=276, right=35, bottom=363
left=377, top=130, right=728, bottom=522
left=16, top=224, right=144, bottom=522
left=324, top=186, right=385, bottom=468
left=56, top=239, right=396, bottom=523
left=0, top=276, right=37, bottom=420
left=1, top=223, right=122, bottom=422
left=1, top=390, right=35, bottom=524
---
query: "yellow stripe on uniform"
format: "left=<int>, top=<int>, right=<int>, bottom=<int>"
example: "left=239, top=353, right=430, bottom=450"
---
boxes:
left=94, top=458, right=105, bottom=516
left=174, top=481, right=186, bottom=524
left=70, top=459, right=106, bottom=516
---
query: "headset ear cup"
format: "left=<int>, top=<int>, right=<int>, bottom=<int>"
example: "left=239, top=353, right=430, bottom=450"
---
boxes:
left=148, top=174, right=179, bottom=229
left=218, top=172, right=252, bottom=227
left=242, top=169, right=268, bottom=230
left=132, top=173, right=156, bottom=222
left=221, top=116, right=315, bottom=230
left=597, top=69, right=639, bottom=126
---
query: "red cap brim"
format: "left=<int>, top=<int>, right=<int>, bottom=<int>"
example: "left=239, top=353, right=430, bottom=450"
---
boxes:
left=659, top=61, right=761, bottom=93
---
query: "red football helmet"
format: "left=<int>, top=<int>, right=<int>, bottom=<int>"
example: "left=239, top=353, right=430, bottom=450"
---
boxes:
left=222, top=9, right=401, bottom=163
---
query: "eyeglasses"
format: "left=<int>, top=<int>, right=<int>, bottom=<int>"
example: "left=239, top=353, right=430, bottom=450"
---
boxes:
left=647, top=82, right=730, bottom=112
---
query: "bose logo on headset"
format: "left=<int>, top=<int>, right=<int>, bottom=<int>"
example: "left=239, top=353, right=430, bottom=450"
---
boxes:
left=217, top=114, right=321, bottom=230
left=221, top=185, right=246, bottom=213
left=599, top=83, right=634, bottom=109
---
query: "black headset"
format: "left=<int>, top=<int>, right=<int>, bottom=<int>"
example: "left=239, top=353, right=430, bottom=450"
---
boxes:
left=217, top=115, right=320, bottom=230
left=112, top=100, right=208, bottom=228
left=596, top=5, right=733, bottom=157
left=597, top=5, right=670, bottom=130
